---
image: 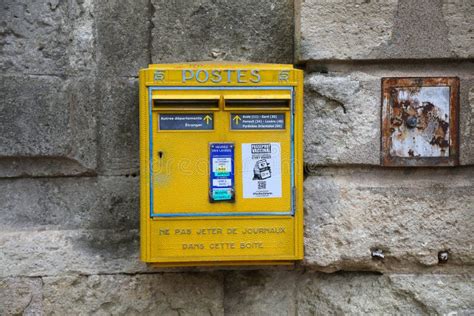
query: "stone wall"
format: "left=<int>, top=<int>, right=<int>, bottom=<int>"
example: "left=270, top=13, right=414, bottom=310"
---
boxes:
left=1, top=0, right=473, bottom=314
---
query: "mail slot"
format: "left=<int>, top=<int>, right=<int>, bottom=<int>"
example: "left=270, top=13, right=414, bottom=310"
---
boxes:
left=138, top=63, right=304, bottom=266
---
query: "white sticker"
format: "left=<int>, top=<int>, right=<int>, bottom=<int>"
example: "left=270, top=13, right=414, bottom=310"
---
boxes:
left=213, top=179, right=232, bottom=187
left=242, top=143, right=282, bottom=198
left=212, top=157, right=232, bottom=174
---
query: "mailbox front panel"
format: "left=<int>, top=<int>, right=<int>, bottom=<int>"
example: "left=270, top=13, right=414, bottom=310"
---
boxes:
left=139, top=63, right=303, bottom=266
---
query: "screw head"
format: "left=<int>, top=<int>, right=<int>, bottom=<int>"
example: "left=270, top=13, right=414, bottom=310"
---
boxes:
left=438, top=251, right=449, bottom=263
left=406, top=116, right=418, bottom=128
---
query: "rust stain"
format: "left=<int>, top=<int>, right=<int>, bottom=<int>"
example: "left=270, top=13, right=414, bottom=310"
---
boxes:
left=381, top=77, right=459, bottom=167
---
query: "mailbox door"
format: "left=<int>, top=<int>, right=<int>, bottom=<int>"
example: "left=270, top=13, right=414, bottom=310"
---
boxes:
left=150, top=88, right=294, bottom=217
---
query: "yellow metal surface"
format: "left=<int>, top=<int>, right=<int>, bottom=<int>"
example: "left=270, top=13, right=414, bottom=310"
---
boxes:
left=139, top=62, right=304, bottom=266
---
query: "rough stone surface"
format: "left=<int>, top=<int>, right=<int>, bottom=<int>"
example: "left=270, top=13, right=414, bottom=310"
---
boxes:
left=1, top=0, right=474, bottom=313
left=0, top=176, right=138, bottom=231
left=304, top=72, right=380, bottom=166
left=297, top=0, right=397, bottom=61
left=97, top=78, right=140, bottom=175
left=297, top=0, right=474, bottom=61
left=224, top=270, right=296, bottom=315
left=460, top=82, right=474, bottom=165
left=1, top=0, right=96, bottom=75
left=151, top=0, right=294, bottom=63
left=304, top=65, right=474, bottom=166
left=303, top=168, right=474, bottom=272
left=42, top=273, right=224, bottom=315
left=95, top=0, right=150, bottom=77
left=443, top=0, right=474, bottom=58
left=0, top=229, right=146, bottom=277
left=0, top=75, right=97, bottom=177
left=297, top=272, right=474, bottom=315
left=0, top=277, right=43, bottom=315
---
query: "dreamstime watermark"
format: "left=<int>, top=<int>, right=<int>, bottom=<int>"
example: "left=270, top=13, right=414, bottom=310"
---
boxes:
left=147, top=145, right=306, bottom=186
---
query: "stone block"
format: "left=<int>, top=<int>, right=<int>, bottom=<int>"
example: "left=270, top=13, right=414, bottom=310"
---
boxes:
left=303, top=167, right=474, bottom=272
left=0, top=0, right=95, bottom=75
left=95, top=0, right=150, bottom=77
left=151, top=0, right=294, bottom=63
left=297, top=0, right=474, bottom=62
left=42, top=273, right=224, bottom=315
left=441, top=0, right=474, bottom=59
left=304, top=66, right=474, bottom=166
left=304, top=72, right=381, bottom=166
left=460, top=81, right=474, bottom=165
left=97, top=78, right=140, bottom=175
left=0, top=277, right=43, bottom=315
left=297, top=272, right=474, bottom=315
left=224, top=270, right=296, bottom=315
left=0, top=75, right=97, bottom=177
left=0, top=176, right=138, bottom=231
left=0, top=229, right=146, bottom=277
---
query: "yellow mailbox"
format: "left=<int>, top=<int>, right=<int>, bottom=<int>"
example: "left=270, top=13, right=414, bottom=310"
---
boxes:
left=139, top=62, right=303, bottom=266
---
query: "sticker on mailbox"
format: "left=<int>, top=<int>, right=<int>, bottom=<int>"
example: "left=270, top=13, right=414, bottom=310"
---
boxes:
left=209, top=143, right=234, bottom=202
left=231, top=113, right=285, bottom=130
left=242, top=143, right=282, bottom=198
left=159, top=114, right=213, bottom=130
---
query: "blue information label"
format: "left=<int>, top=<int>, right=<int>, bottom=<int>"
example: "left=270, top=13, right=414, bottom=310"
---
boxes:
left=230, top=113, right=285, bottom=130
left=159, top=114, right=213, bottom=130
left=209, top=143, right=234, bottom=202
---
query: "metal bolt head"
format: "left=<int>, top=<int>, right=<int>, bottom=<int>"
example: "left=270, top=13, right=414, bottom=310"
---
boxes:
left=438, top=251, right=449, bottom=263
left=406, top=116, right=418, bottom=128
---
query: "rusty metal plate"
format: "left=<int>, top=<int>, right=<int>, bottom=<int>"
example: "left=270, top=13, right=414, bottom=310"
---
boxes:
left=381, top=77, right=459, bottom=167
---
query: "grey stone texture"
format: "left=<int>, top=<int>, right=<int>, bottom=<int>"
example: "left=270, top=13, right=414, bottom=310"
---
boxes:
left=0, top=0, right=96, bottom=76
left=296, top=272, right=474, bottom=315
left=0, top=75, right=98, bottom=177
left=3, top=271, right=472, bottom=315
left=304, top=71, right=381, bottom=166
left=97, top=78, right=140, bottom=176
left=95, top=0, right=150, bottom=77
left=297, top=0, right=474, bottom=62
left=304, top=167, right=474, bottom=272
left=2, top=0, right=474, bottom=313
left=304, top=62, right=474, bottom=166
left=0, top=177, right=138, bottom=231
left=42, top=273, right=224, bottom=315
left=0, top=277, right=43, bottom=315
left=0, top=0, right=149, bottom=178
left=151, top=0, right=294, bottom=63
left=224, top=270, right=296, bottom=315
left=0, top=229, right=146, bottom=278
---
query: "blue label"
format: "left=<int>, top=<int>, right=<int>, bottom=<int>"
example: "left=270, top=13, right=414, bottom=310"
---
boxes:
left=159, top=114, right=213, bottom=130
left=209, top=143, right=234, bottom=202
left=230, top=113, right=285, bottom=130
left=212, top=189, right=233, bottom=201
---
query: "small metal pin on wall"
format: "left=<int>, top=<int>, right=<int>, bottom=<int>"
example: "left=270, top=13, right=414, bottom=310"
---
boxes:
left=438, top=251, right=449, bottom=264
left=371, top=248, right=385, bottom=260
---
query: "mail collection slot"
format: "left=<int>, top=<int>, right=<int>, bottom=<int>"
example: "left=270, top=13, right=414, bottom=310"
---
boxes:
left=138, top=63, right=304, bottom=267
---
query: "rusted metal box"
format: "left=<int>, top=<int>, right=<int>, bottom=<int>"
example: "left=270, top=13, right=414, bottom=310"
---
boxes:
left=381, top=77, right=460, bottom=167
